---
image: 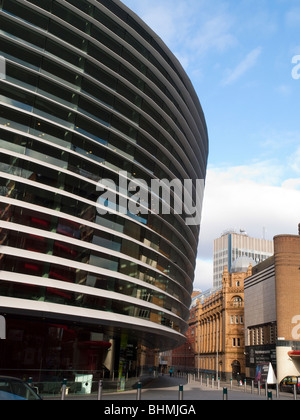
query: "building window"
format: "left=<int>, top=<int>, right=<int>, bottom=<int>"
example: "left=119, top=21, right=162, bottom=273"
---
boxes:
left=233, top=338, right=240, bottom=347
left=232, top=296, right=243, bottom=307
left=260, top=327, right=264, bottom=344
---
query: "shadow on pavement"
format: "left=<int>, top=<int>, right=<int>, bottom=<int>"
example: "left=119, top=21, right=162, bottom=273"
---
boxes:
left=144, top=375, right=188, bottom=389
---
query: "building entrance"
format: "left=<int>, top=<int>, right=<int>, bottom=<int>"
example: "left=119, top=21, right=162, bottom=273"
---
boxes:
left=232, top=360, right=241, bottom=379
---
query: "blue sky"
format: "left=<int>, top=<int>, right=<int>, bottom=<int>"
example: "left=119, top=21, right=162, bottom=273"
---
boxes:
left=121, top=0, right=300, bottom=290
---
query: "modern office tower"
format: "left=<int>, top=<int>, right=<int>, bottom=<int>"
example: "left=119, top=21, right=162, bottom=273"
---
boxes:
left=0, top=0, right=208, bottom=379
left=213, top=230, right=274, bottom=289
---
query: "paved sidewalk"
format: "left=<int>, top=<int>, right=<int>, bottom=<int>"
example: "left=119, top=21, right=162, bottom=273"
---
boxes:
left=44, top=375, right=295, bottom=400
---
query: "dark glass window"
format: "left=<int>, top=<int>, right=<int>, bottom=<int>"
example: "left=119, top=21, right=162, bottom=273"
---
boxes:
left=2, top=0, right=49, bottom=29
left=0, top=15, right=45, bottom=50
left=81, top=78, right=114, bottom=108
left=75, top=115, right=109, bottom=145
left=0, top=104, right=31, bottom=132
left=34, top=98, right=75, bottom=128
left=41, top=58, right=82, bottom=88
left=88, top=43, right=119, bottom=73
left=90, top=25, right=122, bottom=55
left=37, top=78, right=78, bottom=108
left=5, top=62, right=38, bottom=92
left=66, top=0, right=94, bottom=16
left=25, top=0, right=52, bottom=12
left=93, top=8, right=125, bottom=39
left=52, top=2, right=90, bottom=32
left=48, top=20, right=87, bottom=51
left=0, top=37, right=41, bottom=70
left=114, top=98, right=140, bottom=124
left=0, top=278, right=182, bottom=330
left=45, top=39, right=84, bottom=69
left=85, top=61, right=117, bottom=90
left=0, top=82, right=34, bottom=112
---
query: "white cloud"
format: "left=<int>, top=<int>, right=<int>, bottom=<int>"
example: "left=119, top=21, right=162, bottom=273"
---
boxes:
left=138, top=3, right=181, bottom=46
left=222, top=47, right=262, bottom=86
left=285, top=7, right=300, bottom=27
left=190, top=14, right=237, bottom=55
left=276, top=84, right=292, bottom=96
left=123, top=0, right=192, bottom=47
left=194, top=259, right=213, bottom=292
left=259, top=129, right=300, bottom=161
left=282, top=178, right=300, bottom=190
left=121, top=0, right=237, bottom=72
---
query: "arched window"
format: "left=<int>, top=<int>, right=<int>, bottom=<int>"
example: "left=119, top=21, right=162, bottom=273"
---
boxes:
left=232, top=296, right=243, bottom=307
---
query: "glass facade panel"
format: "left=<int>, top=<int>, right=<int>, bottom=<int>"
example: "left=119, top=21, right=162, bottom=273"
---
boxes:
left=0, top=0, right=208, bottom=374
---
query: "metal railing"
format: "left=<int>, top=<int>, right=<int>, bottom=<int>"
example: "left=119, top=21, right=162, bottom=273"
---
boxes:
left=0, top=368, right=154, bottom=398
left=189, top=373, right=298, bottom=400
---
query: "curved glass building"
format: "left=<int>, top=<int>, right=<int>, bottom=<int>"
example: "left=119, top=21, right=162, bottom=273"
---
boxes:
left=0, top=0, right=208, bottom=378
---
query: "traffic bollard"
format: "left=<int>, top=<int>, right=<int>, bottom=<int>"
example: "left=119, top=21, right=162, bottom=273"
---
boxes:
left=294, top=384, right=297, bottom=400
left=98, top=380, right=103, bottom=400
left=61, top=378, right=67, bottom=400
left=136, top=382, right=142, bottom=400
left=178, top=384, right=183, bottom=401
left=223, top=387, right=228, bottom=401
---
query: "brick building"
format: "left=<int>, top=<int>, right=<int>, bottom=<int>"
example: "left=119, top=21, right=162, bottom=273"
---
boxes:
left=169, top=227, right=300, bottom=385
left=244, top=232, right=300, bottom=383
left=170, top=261, right=253, bottom=380
left=196, top=260, right=253, bottom=380
left=171, top=294, right=199, bottom=372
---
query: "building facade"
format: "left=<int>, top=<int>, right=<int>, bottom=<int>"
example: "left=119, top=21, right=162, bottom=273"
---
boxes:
left=213, top=230, right=273, bottom=289
left=170, top=261, right=253, bottom=379
left=244, top=233, right=300, bottom=383
left=171, top=299, right=198, bottom=373
left=0, top=0, right=208, bottom=380
left=196, top=263, right=252, bottom=380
